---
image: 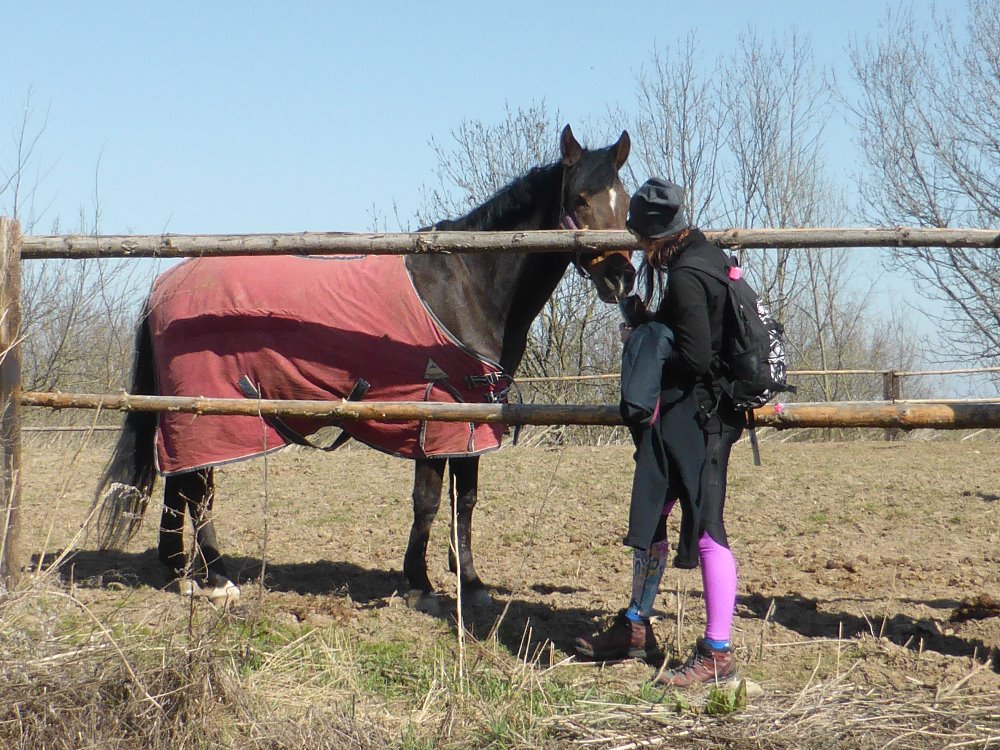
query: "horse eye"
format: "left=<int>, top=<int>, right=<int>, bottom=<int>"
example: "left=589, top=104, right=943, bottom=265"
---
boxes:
left=573, top=195, right=589, bottom=209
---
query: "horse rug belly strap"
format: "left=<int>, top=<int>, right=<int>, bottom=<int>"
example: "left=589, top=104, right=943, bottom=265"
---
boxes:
left=147, top=254, right=509, bottom=474
left=236, top=375, right=370, bottom=451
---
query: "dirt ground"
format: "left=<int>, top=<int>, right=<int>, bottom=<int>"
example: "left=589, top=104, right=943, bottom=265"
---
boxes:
left=18, top=433, right=1000, bottom=697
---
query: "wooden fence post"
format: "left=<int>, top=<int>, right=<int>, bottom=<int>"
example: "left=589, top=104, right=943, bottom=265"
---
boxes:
left=0, top=218, right=22, bottom=591
left=882, top=369, right=902, bottom=441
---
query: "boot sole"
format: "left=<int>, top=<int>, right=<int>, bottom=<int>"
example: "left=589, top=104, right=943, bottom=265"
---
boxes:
left=575, top=646, right=661, bottom=662
left=654, top=670, right=741, bottom=689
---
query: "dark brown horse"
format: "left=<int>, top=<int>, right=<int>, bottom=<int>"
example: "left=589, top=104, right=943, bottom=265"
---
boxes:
left=95, top=125, right=634, bottom=612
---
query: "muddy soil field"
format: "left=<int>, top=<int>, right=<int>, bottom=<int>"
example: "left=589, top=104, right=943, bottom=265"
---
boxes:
left=19, top=435, right=1000, bottom=698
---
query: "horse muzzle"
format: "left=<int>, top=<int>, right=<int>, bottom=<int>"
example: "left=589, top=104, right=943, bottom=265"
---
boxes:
left=562, top=214, right=635, bottom=302
left=592, top=255, right=636, bottom=302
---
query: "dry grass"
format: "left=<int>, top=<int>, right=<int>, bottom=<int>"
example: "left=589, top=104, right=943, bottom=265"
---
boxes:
left=1, top=577, right=998, bottom=749
left=3, top=436, right=999, bottom=748
left=0, top=581, right=398, bottom=749
left=547, top=662, right=1000, bottom=749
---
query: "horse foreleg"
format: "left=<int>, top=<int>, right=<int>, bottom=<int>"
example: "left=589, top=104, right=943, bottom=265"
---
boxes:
left=404, top=458, right=446, bottom=614
left=448, top=456, right=492, bottom=607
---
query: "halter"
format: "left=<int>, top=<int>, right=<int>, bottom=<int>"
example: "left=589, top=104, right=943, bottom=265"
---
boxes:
left=558, top=165, right=592, bottom=280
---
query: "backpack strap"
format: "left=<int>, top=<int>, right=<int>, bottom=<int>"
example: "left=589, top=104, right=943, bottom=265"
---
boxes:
left=746, top=408, right=762, bottom=466
left=670, top=249, right=734, bottom=285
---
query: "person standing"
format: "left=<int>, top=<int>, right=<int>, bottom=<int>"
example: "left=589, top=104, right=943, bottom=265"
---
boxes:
left=575, top=178, right=744, bottom=688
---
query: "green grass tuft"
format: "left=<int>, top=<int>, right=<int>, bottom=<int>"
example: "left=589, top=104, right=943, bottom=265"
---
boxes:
left=705, top=679, right=748, bottom=716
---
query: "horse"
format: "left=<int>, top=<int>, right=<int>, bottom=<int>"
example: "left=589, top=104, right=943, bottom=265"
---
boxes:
left=94, top=124, right=635, bottom=612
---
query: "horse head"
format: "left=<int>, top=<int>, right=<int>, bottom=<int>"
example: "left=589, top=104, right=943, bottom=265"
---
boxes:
left=558, top=124, right=636, bottom=303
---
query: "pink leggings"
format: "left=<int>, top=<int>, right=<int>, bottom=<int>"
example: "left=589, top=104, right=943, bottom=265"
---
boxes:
left=698, top=532, right=737, bottom=642
left=663, top=499, right=737, bottom=642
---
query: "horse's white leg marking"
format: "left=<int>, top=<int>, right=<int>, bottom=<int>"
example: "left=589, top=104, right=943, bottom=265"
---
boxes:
left=176, top=578, right=241, bottom=607
left=465, top=588, right=493, bottom=608
left=204, top=580, right=241, bottom=607
left=405, top=589, right=442, bottom=616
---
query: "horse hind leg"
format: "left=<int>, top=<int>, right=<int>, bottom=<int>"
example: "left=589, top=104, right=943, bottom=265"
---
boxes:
left=186, top=468, right=240, bottom=606
left=448, top=456, right=492, bottom=608
left=404, top=458, right=446, bottom=615
left=159, top=476, right=188, bottom=583
left=163, top=469, right=240, bottom=606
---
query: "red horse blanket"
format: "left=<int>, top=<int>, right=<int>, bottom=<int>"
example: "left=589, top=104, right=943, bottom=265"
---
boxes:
left=147, top=255, right=510, bottom=474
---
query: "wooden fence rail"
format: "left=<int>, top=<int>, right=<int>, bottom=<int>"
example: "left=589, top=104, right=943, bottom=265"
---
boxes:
left=517, top=366, right=1000, bottom=383
left=20, top=227, right=1000, bottom=259
left=20, top=391, right=1000, bottom=430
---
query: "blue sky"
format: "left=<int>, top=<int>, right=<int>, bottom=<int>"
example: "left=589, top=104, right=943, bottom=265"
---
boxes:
left=1, top=1, right=921, bottom=236
left=5, top=0, right=994, bottom=398
left=7, top=1, right=990, bottom=394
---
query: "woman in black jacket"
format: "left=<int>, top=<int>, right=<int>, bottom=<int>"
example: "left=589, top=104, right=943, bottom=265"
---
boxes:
left=575, top=178, right=744, bottom=688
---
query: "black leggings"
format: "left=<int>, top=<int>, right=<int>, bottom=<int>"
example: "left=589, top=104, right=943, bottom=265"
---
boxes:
left=652, top=422, right=743, bottom=548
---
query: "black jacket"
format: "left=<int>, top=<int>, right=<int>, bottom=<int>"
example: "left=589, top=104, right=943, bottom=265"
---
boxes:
left=619, top=321, right=705, bottom=566
left=620, top=228, right=743, bottom=567
left=619, top=321, right=674, bottom=427
left=656, top=228, right=744, bottom=430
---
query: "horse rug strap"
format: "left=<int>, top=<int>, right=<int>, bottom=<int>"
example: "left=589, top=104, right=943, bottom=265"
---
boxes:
left=237, top=375, right=370, bottom=451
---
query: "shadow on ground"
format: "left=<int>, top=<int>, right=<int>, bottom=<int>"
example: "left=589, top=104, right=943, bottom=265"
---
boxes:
left=46, top=546, right=612, bottom=663
left=742, top=591, right=1000, bottom=673
left=39, top=547, right=1000, bottom=674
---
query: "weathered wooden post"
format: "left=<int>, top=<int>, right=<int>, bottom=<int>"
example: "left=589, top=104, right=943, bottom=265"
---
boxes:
left=0, top=218, right=22, bottom=590
left=882, top=370, right=902, bottom=441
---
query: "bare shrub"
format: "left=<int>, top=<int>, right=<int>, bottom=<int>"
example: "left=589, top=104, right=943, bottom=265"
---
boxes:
left=850, top=0, right=1000, bottom=373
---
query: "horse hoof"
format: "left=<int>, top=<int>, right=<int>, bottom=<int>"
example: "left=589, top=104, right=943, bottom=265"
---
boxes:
left=463, top=588, right=493, bottom=608
left=173, top=577, right=199, bottom=597
left=204, top=580, right=241, bottom=607
left=405, top=590, right=441, bottom=616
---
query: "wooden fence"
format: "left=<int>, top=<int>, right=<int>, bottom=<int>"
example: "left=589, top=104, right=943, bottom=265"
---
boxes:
left=2, top=219, right=999, bottom=587
left=0, top=220, right=20, bottom=591
left=18, top=226, right=1000, bottom=258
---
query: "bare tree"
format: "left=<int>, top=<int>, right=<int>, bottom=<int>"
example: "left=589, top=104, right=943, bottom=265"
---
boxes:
left=631, top=35, right=728, bottom=227
left=716, top=32, right=842, bottom=323
left=3, top=93, right=153, bottom=421
left=417, top=102, right=563, bottom=225
left=791, top=253, right=928, bottom=402
left=850, top=0, right=1000, bottom=367
left=631, top=31, right=928, bottom=406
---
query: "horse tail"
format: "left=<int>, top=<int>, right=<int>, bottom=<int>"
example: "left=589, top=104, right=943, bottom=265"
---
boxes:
left=92, top=305, right=159, bottom=550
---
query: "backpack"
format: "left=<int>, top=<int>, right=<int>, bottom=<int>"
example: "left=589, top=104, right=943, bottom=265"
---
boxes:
left=673, top=251, right=795, bottom=464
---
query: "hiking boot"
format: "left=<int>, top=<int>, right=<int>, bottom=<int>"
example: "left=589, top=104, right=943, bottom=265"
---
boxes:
left=654, top=637, right=738, bottom=688
left=575, top=610, right=659, bottom=662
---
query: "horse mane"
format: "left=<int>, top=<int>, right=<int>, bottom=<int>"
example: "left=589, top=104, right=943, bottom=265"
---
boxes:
left=431, top=162, right=562, bottom=232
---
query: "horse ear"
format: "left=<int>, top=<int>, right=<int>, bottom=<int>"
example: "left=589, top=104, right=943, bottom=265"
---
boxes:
left=614, top=130, right=631, bottom=170
left=560, top=124, right=582, bottom=167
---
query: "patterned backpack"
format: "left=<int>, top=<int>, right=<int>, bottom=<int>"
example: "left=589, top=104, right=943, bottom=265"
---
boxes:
left=673, top=252, right=795, bottom=463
